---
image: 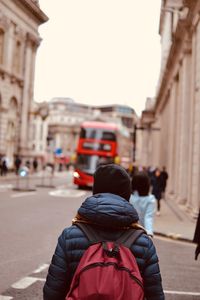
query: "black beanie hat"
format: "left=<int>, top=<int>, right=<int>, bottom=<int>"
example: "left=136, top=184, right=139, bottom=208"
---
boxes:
left=93, top=164, right=131, bottom=201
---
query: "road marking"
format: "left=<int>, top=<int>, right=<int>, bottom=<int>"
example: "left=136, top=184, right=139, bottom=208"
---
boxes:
left=164, top=290, right=200, bottom=296
left=11, top=276, right=45, bottom=289
left=49, top=189, right=86, bottom=198
left=57, top=185, right=67, bottom=189
left=11, top=192, right=36, bottom=198
left=33, top=263, right=49, bottom=273
left=0, top=184, right=13, bottom=192
left=0, top=296, right=13, bottom=300
left=0, top=184, right=13, bottom=189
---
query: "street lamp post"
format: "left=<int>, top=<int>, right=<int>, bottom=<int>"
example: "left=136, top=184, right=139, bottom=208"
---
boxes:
left=36, top=105, right=55, bottom=188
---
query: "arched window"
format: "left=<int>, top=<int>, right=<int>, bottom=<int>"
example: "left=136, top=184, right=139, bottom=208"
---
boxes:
left=9, top=97, right=18, bottom=117
left=0, top=28, right=4, bottom=64
left=7, top=121, right=15, bottom=140
left=10, top=97, right=18, bottom=108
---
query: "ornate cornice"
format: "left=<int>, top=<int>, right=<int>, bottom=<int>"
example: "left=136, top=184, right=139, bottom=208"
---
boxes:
left=26, top=32, right=41, bottom=48
left=0, top=65, right=24, bottom=87
left=15, top=0, right=48, bottom=24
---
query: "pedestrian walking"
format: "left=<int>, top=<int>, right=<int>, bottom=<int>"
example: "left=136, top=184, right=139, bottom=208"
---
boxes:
left=1, top=158, right=8, bottom=176
left=193, top=209, right=200, bottom=260
left=130, top=171, right=156, bottom=236
left=151, top=168, right=163, bottom=216
left=0, top=157, right=2, bottom=176
left=32, top=158, right=38, bottom=172
left=160, top=166, right=168, bottom=198
left=14, top=156, right=21, bottom=175
left=43, top=164, right=164, bottom=300
left=25, top=160, right=30, bottom=169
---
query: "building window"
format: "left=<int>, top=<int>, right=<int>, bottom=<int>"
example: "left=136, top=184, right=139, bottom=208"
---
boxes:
left=0, top=29, right=4, bottom=64
left=12, top=40, right=21, bottom=74
left=40, top=123, right=43, bottom=140
left=10, top=97, right=18, bottom=111
left=7, top=121, right=15, bottom=140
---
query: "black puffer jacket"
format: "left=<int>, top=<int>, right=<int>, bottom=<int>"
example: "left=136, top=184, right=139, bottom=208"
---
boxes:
left=43, top=193, right=165, bottom=300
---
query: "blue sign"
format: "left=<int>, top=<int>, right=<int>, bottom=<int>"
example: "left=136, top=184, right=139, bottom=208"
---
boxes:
left=54, top=148, right=62, bottom=155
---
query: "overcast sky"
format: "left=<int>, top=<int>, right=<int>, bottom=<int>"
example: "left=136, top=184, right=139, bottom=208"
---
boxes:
left=34, top=0, right=162, bottom=116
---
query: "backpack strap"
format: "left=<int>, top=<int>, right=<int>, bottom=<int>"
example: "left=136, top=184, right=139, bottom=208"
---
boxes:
left=75, top=223, right=102, bottom=243
left=76, top=223, right=145, bottom=248
left=116, top=228, right=145, bottom=248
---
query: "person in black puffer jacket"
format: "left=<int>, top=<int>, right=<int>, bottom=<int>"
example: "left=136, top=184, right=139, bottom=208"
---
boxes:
left=43, top=164, right=165, bottom=300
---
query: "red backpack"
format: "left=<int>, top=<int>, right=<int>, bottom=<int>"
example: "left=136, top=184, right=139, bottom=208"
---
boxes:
left=66, top=223, right=145, bottom=300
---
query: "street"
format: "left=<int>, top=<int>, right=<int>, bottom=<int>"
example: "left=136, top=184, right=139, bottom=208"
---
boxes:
left=0, top=172, right=199, bottom=299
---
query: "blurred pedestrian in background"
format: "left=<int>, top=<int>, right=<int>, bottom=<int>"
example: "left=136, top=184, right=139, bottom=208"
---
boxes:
left=25, top=160, right=30, bottom=169
left=160, top=166, right=168, bottom=199
left=33, top=158, right=38, bottom=172
left=147, top=166, right=156, bottom=185
left=193, top=209, right=200, bottom=260
left=14, top=156, right=21, bottom=175
left=1, top=157, right=8, bottom=176
left=151, top=168, right=163, bottom=216
left=0, top=157, right=2, bottom=176
left=130, top=171, right=156, bottom=236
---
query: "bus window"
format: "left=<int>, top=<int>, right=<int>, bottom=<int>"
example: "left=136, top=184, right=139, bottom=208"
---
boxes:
left=80, top=128, right=97, bottom=139
left=80, top=128, right=116, bottom=141
left=102, top=131, right=116, bottom=141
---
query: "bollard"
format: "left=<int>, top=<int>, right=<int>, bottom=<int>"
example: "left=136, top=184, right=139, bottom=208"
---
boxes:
left=13, top=166, right=36, bottom=191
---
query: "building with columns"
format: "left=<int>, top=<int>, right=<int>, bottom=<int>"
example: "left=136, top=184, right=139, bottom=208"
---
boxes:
left=140, top=0, right=200, bottom=216
left=0, top=0, right=47, bottom=168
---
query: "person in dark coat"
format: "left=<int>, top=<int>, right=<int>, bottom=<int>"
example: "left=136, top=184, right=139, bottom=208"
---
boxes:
left=1, top=158, right=8, bottom=176
left=160, top=166, right=168, bottom=197
left=193, top=209, right=200, bottom=260
left=43, top=164, right=165, bottom=300
left=14, top=156, right=22, bottom=175
left=151, top=168, right=163, bottom=215
left=32, top=158, right=38, bottom=172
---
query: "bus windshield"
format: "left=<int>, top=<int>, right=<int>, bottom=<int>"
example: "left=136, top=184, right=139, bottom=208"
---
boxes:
left=76, top=154, right=114, bottom=174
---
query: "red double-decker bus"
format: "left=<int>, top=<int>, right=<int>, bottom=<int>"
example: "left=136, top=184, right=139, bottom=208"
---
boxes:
left=73, top=121, right=132, bottom=188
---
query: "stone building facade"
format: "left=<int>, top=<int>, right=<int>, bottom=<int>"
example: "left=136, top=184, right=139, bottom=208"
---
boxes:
left=141, top=0, right=200, bottom=216
left=0, top=0, right=47, bottom=168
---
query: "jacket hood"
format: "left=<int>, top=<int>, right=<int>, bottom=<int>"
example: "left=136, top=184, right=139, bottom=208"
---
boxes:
left=131, top=192, right=155, bottom=203
left=78, top=193, right=139, bottom=228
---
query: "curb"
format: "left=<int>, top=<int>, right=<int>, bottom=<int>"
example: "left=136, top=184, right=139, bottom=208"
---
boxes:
left=154, top=231, right=193, bottom=243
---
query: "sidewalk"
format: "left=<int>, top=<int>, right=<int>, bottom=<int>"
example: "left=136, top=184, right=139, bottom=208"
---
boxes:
left=0, top=170, right=71, bottom=181
left=154, top=197, right=196, bottom=242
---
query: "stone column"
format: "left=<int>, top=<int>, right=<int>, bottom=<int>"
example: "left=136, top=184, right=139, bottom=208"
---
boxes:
left=2, top=17, right=13, bottom=71
left=190, top=22, right=200, bottom=216
left=177, top=38, right=192, bottom=204
left=167, top=79, right=178, bottom=195
left=187, top=29, right=196, bottom=213
left=173, top=69, right=182, bottom=201
left=20, top=33, right=39, bottom=155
